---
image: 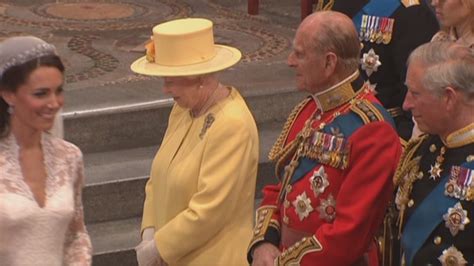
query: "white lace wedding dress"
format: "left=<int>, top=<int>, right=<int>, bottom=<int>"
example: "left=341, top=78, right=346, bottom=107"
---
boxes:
left=0, top=133, right=92, bottom=266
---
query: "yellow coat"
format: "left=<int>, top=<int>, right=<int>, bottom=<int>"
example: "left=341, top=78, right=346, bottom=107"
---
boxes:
left=141, top=87, right=259, bottom=266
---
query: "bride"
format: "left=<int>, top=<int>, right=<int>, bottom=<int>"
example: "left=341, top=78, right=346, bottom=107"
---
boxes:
left=0, top=36, right=91, bottom=265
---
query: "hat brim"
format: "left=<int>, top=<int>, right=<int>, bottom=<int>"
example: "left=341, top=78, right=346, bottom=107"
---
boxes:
left=130, top=45, right=241, bottom=77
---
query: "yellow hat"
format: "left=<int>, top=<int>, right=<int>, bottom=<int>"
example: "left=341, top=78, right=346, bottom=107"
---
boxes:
left=131, top=18, right=241, bottom=77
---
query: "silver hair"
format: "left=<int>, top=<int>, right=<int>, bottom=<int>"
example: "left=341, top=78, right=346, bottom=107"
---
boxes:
left=407, top=41, right=474, bottom=102
left=309, top=13, right=360, bottom=73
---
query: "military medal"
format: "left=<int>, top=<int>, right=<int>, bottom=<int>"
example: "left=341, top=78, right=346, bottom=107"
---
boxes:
left=310, top=166, right=330, bottom=197
left=445, top=166, right=474, bottom=200
left=375, top=17, right=386, bottom=44
left=292, top=191, right=314, bottom=221
left=361, top=48, right=381, bottom=77
left=438, top=246, right=468, bottom=266
left=367, top=16, right=376, bottom=42
left=359, top=15, right=368, bottom=41
left=442, top=202, right=470, bottom=236
left=382, top=18, right=394, bottom=45
left=370, top=16, right=380, bottom=43
left=429, top=146, right=446, bottom=180
left=318, top=194, right=336, bottom=222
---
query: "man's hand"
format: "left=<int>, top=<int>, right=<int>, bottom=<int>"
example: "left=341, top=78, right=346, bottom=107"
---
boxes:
left=252, top=243, right=281, bottom=266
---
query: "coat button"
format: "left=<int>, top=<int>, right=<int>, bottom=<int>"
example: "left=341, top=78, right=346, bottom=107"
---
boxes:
left=283, top=216, right=289, bottom=224
left=408, top=199, right=414, bottom=207
left=433, top=236, right=442, bottom=245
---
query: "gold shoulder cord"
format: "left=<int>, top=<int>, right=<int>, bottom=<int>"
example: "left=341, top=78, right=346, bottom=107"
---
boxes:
left=268, top=97, right=311, bottom=162
left=393, top=135, right=427, bottom=186
left=394, top=135, right=428, bottom=236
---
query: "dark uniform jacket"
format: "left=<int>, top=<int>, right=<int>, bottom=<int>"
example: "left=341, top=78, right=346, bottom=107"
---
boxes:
left=247, top=72, right=402, bottom=265
left=395, top=124, right=474, bottom=265
left=321, top=0, right=439, bottom=141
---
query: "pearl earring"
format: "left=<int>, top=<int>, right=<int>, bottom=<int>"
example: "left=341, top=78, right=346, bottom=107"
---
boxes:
left=7, top=105, right=14, bottom=114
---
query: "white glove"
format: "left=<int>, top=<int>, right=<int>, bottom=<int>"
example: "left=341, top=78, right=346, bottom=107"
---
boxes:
left=135, top=238, right=160, bottom=266
left=142, top=227, right=155, bottom=241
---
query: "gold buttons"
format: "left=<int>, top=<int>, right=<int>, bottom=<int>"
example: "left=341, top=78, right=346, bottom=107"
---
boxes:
left=434, top=236, right=442, bottom=245
left=417, top=171, right=424, bottom=179
left=408, top=199, right=414, bottom=207
left=430, top=144, right=437, bottom=153
left=283, top=216, right=289, bottom=224
left=286, top=185, right=292, bottom=193
left=284, top=200, right=290, bottom=208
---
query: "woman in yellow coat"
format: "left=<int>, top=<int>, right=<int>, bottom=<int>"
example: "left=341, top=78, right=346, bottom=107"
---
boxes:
left=130, top=18, right=259, bottom=266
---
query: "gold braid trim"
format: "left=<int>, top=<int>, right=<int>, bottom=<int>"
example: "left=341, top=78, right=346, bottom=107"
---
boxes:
left=322, top=0, right=335, bottom=11
left=276, top=236, right=323, bottom=265
left=393, top=135, right=427, bottom=186
left=393, top=135, right=428, bottom=236
left=248, top=206, right=277, bottom=250
left=350, top=99, right=385, bottom=124
left=399, top=137, right=408, bottom=149
left=268, top=97, right=311, bottom=162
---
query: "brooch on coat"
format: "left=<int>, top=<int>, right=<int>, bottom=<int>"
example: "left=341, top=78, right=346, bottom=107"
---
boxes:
left=199, top=113, right=215, bottom=139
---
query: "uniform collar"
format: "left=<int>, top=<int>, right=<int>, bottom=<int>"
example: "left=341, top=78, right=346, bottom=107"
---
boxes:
left=311, top=71, right=359, bottom=113
left=443, top=123, right=474, bottom=148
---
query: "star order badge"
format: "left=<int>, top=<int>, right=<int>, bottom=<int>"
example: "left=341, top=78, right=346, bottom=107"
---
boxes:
left=310, top=166, right=330, bottom=197
left=442, top=202, right=470, bottom=236
left=318, top=194, right=336, bottom=222
left=292, top=192, right=314, bottom=221
left=360, top=48, right=381, bottom=77
left=438, top=246, right=467, bottom=266
left=429, top=162, right=443, bottom=180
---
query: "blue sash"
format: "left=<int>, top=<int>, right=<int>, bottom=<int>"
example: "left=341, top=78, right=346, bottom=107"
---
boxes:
left=401, top=161, right=474, bottom=265
left=290, top=158, right=319, bottom=184
left=353, top=0, right=400, bottom=33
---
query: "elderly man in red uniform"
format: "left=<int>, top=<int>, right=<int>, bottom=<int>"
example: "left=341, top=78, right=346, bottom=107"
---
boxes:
left=247, top=11, right=402, bottom=266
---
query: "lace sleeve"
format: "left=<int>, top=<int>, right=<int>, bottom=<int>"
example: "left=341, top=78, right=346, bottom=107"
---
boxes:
left=63, top=153, right=92, bottom=265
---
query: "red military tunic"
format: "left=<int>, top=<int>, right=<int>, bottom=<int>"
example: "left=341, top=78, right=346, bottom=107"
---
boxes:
left=248, top=72, right=402, bottom=265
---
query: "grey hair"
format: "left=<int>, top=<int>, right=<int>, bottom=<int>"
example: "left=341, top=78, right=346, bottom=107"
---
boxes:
left=309, top=12, right=360, bottom=73
left=407, top=41, right=474, bottom=102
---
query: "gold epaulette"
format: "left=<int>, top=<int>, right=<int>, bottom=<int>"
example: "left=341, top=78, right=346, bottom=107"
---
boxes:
left=350, top=99, right=385, bottom=124
left=248, top=206, right=279, bottom=250
left=275, top=236, right=323, bottom=265
left=268, top=97, right=311, bottom=162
